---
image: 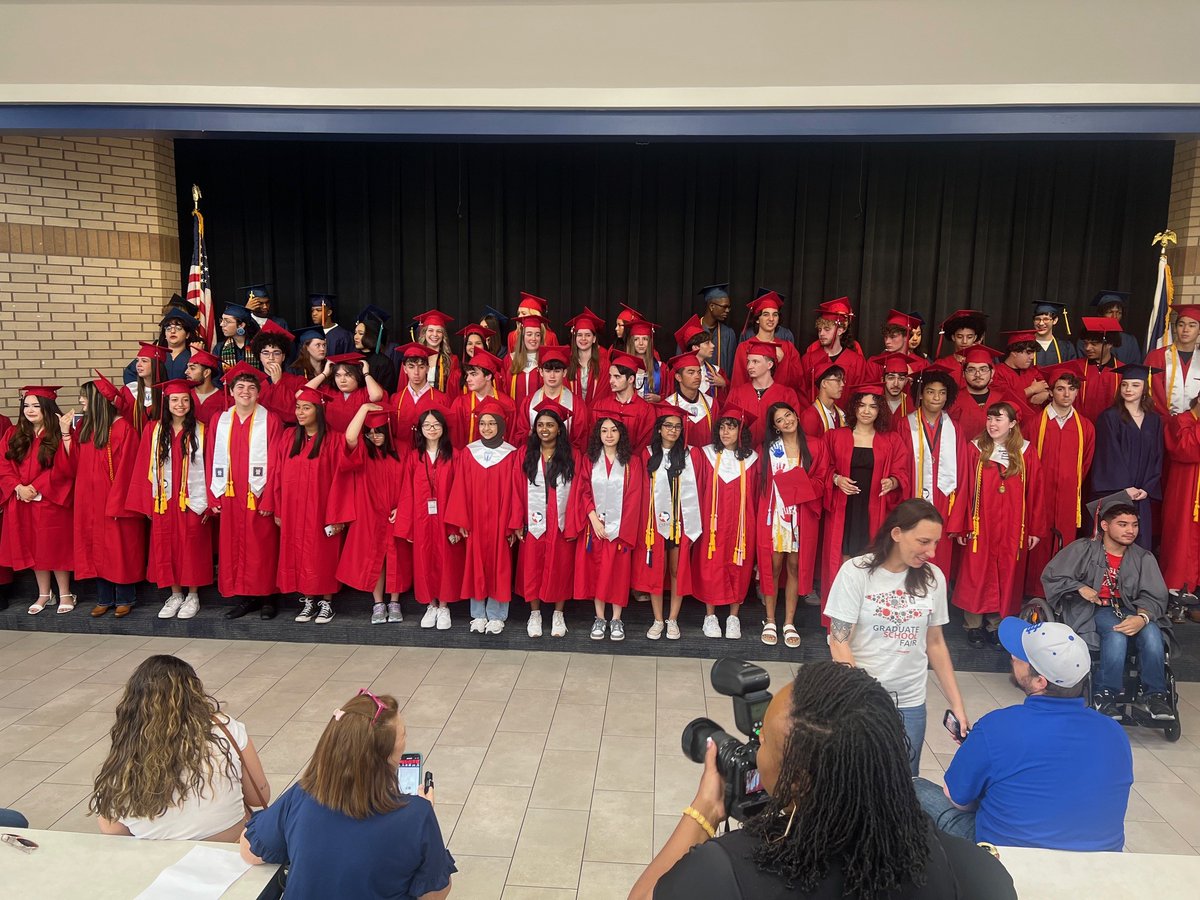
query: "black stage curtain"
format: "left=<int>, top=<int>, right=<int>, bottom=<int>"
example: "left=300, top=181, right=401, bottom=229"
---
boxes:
left=175, top=139, right=1173, bottom=355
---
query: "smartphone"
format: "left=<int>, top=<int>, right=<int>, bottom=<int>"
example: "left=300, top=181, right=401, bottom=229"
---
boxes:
left=424, top=770, right=435, bottom=793
left=71, top=412, right=83, bottom=429
left=397, top=753, right=422, bottom=795
left=943, top=710, right=966, bottom=745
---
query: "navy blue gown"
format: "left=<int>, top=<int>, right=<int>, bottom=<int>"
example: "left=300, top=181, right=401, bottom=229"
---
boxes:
left=1090, top=406, right=1163, bottom=550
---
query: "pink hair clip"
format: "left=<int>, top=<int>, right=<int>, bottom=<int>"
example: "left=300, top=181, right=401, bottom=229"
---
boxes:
left=332, top=708, right=346, bottom=721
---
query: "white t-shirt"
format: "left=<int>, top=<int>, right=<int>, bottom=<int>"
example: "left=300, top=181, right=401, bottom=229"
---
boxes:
left=824, top=555, right=949, bottom=709
left=120, top=714, right=248, bottom=841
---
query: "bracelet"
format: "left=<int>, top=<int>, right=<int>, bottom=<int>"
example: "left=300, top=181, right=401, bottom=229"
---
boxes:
left=682, top=806, right=716, bottom=838
left=1137, top=612, right=1150, bottom=624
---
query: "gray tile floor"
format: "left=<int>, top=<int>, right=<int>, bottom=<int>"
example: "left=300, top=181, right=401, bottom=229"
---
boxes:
left=1, top=629, right=1199, bottom=899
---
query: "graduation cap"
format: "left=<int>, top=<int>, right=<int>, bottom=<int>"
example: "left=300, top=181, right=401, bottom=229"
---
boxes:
left=188, top=349, right=221, bottom=371
left=609, top=350, right=646, bottom=372
left=327, top=352, right=367, bottom=366
left=414, top=310, right=454, bottom=330
left=1032, top=300, right=1072, bottom=335
left=364, top=410, right=391, bottom=430
left=813, top=360, right=846, bottom=384
left=961, top=345, right=1002, bottom=367
left=747, top=291, right=783, bottom=313
left=906, top=310, right=926, bottom=326
left=237, top=283, right=273, bottom=300
left=295, top=387, right=328, bottom=405
left=717, top=405, right=756, bottom=429
left=1041, top=360, right=1087, bottom=385
left=1078, top=316, right=1121, bottom=338
left=393, top=342, right=437, bottom=363
left=538, top=345, right=570, bottom=368
left=912, top=364, right=957, bottom=391
left=879, top=351, right=915, bottom=375
left=223, top=361, right=267, bottom=386
left=674, top=315, right=709, bottom=350
left=1174, top=305, right=1200, bottom=323
left=166, top=294, right=200, bottom=318
left=773, top=465, right=818, bottom=507
left=848, top=383, right=886, bottom=397
left=256, top=319, right=293, bottom=341
left=517, top=292, right=550, bottom=315
left=89, top=370, right=120, bottom=403
left=1001, top=329, right=1039, bottom=348
left=625, top=319, right=659, bottom=339
left=355, top=304, right=391, bottom=325
left=472, top=396, right=509, bottom=421
left=697, top=282, right=731, bottom=302
left=515, top=313, right=550, bottom=332
left=1086, top=491, right=1141, bottom=535
left=1091, top=291, right=1130, bottom=309
left=755, top=287, right=787, bottom=301
left=937, top=309, right=989, bottom=357
left=308, top=292, right=337, bottom=310
left=20, top=385, right=61, bottom=401
left=1116, top=363, right=1163, bottom=381
left=156, top=378, right=195, bottom=398
left=457, top=323, right=496, bottom=342
left=816, top=297, right=855, bottom=323
left=667, top=352, right=702, bottom=372
left=616, top=303, right=646, bottom=324
left=293, top=327, right=325, bottom=346
left=136, top=341, right=168, bottom=363
left=224, top=304, right=252, bottom=322
left=744, top=339, right=780, bottom=360
left=651, top=401, right=687, bottom=422
left=465, top=348, right=504, bottom=377
left=532, top=396, right=573, bottom=423
left=480, top=305, right=512, bottom=331
left=565, top=307, right=605, bottom=334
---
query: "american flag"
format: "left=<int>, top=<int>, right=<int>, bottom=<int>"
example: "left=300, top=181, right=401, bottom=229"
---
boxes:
left=1144, top=241, right=1175, bottom=353
left=187, top=206, right=214, bottom=349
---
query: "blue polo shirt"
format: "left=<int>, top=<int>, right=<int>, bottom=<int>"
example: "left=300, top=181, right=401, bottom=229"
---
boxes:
left=944, top=695, right=1132, bottom=851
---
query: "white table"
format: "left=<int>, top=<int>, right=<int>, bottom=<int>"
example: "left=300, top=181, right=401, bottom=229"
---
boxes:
left=0, top=828, right=279, bottom=899
left=997, top=845, right=1200, bottom=898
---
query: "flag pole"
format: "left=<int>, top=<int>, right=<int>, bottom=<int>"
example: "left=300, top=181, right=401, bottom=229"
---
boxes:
left=1145, top=228, right=1177, bottom=353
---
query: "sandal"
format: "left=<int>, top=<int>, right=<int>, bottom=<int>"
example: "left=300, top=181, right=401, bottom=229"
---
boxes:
left=761, top=622, right=778, bottom=646
left=57, top=593, right=77, bottom=614
left=28, top=593, right=55, bottom=615
left=783, top=624, right=801, bottom=649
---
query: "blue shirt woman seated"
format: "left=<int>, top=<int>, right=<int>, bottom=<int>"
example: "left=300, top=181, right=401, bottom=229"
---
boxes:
left=241, top=690, right=455, bottom=900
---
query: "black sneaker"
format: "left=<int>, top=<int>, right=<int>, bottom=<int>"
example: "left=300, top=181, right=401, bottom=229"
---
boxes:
left=966, top=627, right=985, bottom=649
left=1093, top=690, right=1123, bottom=720
left=985, top=629, right=1003, bottom=650
left=1137, top=693, right=1176, bottom=721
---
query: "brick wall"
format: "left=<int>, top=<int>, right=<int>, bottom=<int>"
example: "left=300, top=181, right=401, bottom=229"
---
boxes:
left=1168, top=138, right=1200, bottom=304
left=0, top=135, right=180, bottom=407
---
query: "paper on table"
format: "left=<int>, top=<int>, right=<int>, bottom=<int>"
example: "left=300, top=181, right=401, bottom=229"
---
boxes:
left=133, top=845, right=253, bottom=900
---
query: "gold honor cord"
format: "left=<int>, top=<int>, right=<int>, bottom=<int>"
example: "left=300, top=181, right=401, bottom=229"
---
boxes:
left=1036, top=409, right=1084, bottom=528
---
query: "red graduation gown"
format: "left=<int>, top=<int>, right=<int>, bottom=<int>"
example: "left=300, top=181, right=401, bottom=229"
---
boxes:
left=951, top=441, right=1047, bottom=617
left=631, top=447, right=700, bottom=597
left=330, top=441, right=410, bottom=594
left=396, top=449, right=467, bottom=604
left=819, top=428, right=911, bottom=613
left=444, top=441, right=520, bottom=602
left=512, top=388, right=593, bottom=453
left=798, top=345, right=875, bottom=405
left=663, top=391, right=721, bottom=452
left=448, top=390, right=518, bottom=449
left=725, top=382, right=802, bottom=446
left=272, top=431, right=344, bottom=596
left=206, top=407, right=284, bottom=598
left=513, top=450, right=585, bottom=604
left=508, top=327, right=561, bottom=354
left=691, top=447, right=760, bottom=606
left=1024, top=409, right=1095, bottom=596
left=729, top=338, right=803, bottom=392
left=507, top=366, right=543, bottom=410
left=0, top=415, right=11, bottom=585
left=192, top=388, right=229, bottom=429
left=0, top=431, right=75, bottom=572
left=569, top=349, right=610, bottom=406
left=390, top=385, right=450, bottom=445
left=799, top=401, right=845, bottom=441
left=757, top=436, right=830, bottom=598
left=1077, top=361, right=1122, bottom=424
left=1145, top=344, right=1200, bottom=416
left=591, top=394, right=657, bottom=453
left=572, top=453, right=644, bottom=607
left=989, top=363, right=1045, bottom=432
left=258, top=372, right=307, bottom=425
left=323, top=387, right=375, bottom=434
left=1161, top=410, right=1200, bottom=591
left=947, top=389, right=1005, bottom=444
left=72, top=418, right=146, bottom=584
left=126, top=422, right=214, bottom=589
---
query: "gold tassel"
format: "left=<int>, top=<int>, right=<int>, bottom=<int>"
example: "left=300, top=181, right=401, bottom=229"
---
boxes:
left=247, top=491, right=257, bottom=511
left=707, top=451, right=721, bottom=559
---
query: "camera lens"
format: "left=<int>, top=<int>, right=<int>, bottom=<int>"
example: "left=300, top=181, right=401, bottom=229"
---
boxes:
left=681, top=717, right=733, bottom=764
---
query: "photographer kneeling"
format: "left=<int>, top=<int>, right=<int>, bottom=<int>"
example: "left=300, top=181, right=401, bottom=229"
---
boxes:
left=630, top=662, right=1015, bottom=900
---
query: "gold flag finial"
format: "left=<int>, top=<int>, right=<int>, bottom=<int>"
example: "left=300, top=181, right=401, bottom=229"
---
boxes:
left=1152, top=229, right=1177, bottom=256
left=191, top=184, right=202, bottom=211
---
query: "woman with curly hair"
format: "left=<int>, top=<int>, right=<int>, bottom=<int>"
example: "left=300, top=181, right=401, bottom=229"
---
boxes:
left=91, top=655, right=270, bottom=841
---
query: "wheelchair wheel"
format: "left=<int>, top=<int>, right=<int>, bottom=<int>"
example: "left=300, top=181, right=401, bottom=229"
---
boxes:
left=1165, top=718, right=1182, bottom=742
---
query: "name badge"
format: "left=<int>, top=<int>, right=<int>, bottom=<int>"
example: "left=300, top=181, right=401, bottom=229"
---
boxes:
left=427, top=499, right=438, bottom=515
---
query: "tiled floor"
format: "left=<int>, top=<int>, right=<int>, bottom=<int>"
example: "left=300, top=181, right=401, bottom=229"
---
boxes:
left=1, top=630, right=1199, bottom=899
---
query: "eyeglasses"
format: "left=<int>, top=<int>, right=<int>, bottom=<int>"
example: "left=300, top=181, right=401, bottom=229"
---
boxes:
left=356, top=688, right=388, bottom=725
left=2, top=833, right=38, bottom=853
left=660, top=422, right=683, bottom=430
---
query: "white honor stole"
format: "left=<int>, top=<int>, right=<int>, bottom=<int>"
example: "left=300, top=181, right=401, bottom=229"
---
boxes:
left=149, top=422, right=209, bottom=515
left=667, top=392, right=712, bottom=430
left=210, top=406, right=271, bottom=505
left=907, top=411, right=958, bottom=501
left=591, top=456, right=627, bottom=540
left=704, top=446, right=759, bottom=483
left=1165, top=346, right=1200, bottom=414
left=649, top=453, right=702, bottom=542
left=466, top=441, right=516, bottom=470
left=974, top=438, right=1030, bottom=469
left=527, top=456, right=571, bottom=538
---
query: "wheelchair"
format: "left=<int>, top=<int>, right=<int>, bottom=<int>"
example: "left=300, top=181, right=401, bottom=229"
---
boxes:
left=1019, top=597, right=1182, bottom=742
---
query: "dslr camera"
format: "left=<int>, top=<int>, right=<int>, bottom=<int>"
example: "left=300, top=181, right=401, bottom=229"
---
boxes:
left=681, top=658, right=773, bottom=822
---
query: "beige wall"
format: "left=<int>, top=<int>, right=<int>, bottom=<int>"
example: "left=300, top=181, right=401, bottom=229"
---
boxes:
left=1169, top=140, right=1200, bottom=305
left=2, top=1, right=1199, bottom=108
left=0, top=136, right=180, bottom=400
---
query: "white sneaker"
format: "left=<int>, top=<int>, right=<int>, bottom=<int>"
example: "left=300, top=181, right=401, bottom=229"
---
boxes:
left=469, top=617, right=487, bottom=633
left=551, top=611, right=567, bottom=637
left=159, top=594, right=184, bottom=619
left=646, top=620, right=664, bottom=640
left=590, top=617, right=607, bottom=640
left=724, top=615, right=741, bottom=640
left=527, top=610, right=543, bottom=638
left=665, top=619, right=680, bottom=640
left=178, top=595, right=200, bottom=620
left=420, top=606, right=439, bottom=629
left=371, top=603, right=387, bottom=625
left=485, top=619, right=505, bottom=635
left=702, top=615, right=721, bottom=638
left=436, top=606, right=452, bottom=631
left=610, top=619, right=625, bottom=641
left=315, top=600, right=335, bottom=624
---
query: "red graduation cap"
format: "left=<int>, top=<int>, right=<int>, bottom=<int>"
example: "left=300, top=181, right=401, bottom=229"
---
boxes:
left=414, top=310, right=454, bottom=330
left=364, top=410, right=391, bottom=429
left=878, top=352, right=914, bottom=375
left=393, top=342, right=438, bottom=361
left=817, top=297, right=855, bottom=322
left=743, top=339, right=779, bottom=359
left=136, top=341, right=168, bottom=363
left=20, top=385, right=61, bottom=401
left=295, top=387, right=328, bottom=405
left=1078, top=316, right=1122, bottom=337
left=674, top=315, right=709, bottom=349
left=538, top=345, right=570, bottom=367
left=327, top=352, right=367, bottom=365
left=1040, top=360, right=1088, bottom=385
left=747, top=291, right=783, bottom=313
left=884, top=309, right=921, bottom=332
left=257, top=319, right=293, bottom=340
left=464, top=348, right=504, bottom=376
left=565, top=307, right=605, bottom=334
left=1174, top=305, right=1200, bottom=323
left=1001, top=329, right=1038, bottom=348
left=609, top=350, right=646, bottom=372
left=156, top=378, right=195, bottom=398
left=718, top=405, right=756, bottom=429
left=848, top=383, right=885, bottom=396
left=532, top=396, right=574, bottom=422
left=223, top=361, right=268, bottom=386
left=473, top=396, right=509, bottom=421
left=773, top=465, right=818, bottom=507
left=456, top=323, right=496, bottom=341
left=188, top=349, right=220, bottom=370
left=651, top=402, right=687, bottom=421
left=616, top=303, right=645, bottom=324
left=625, top=319, right=659, bottom=339
left=961, top=345, right=1002, bottom=366
left=667, top=352, right=702, bottom=372
left=517, top=292, right=550, bottom=315
left=813, top=359, right=846, bottom=384
left=90, top=369, right=120, bottom=402
left=515, top=313, right=549, bottom=331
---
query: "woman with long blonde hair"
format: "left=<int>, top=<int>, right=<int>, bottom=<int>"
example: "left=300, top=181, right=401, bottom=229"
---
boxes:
left=508, top=312, right=546, bottom=407
left=241, top=690, right=456, bottom=898
left=91, top=655, right=270, bottom=841
left=952, top=401, right=1047, bottom=648
left=415, top=310, right=461, bottom=395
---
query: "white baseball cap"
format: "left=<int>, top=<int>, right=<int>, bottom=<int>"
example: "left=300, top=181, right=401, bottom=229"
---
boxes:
left=998, top=617, right=1091, bottom=687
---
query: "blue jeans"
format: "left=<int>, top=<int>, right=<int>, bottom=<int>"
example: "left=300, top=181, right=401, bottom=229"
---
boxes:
left=0, top=807, right=29, bottom=828
left=898, top=705, right=927, bottom=776
left=1094, top=607, right=1167, bottom=695
left=470, top=599, right=509, bottom=622
left=913, top=776, right=976, bottom=841
left=95, top=579, right=136, bottom=609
